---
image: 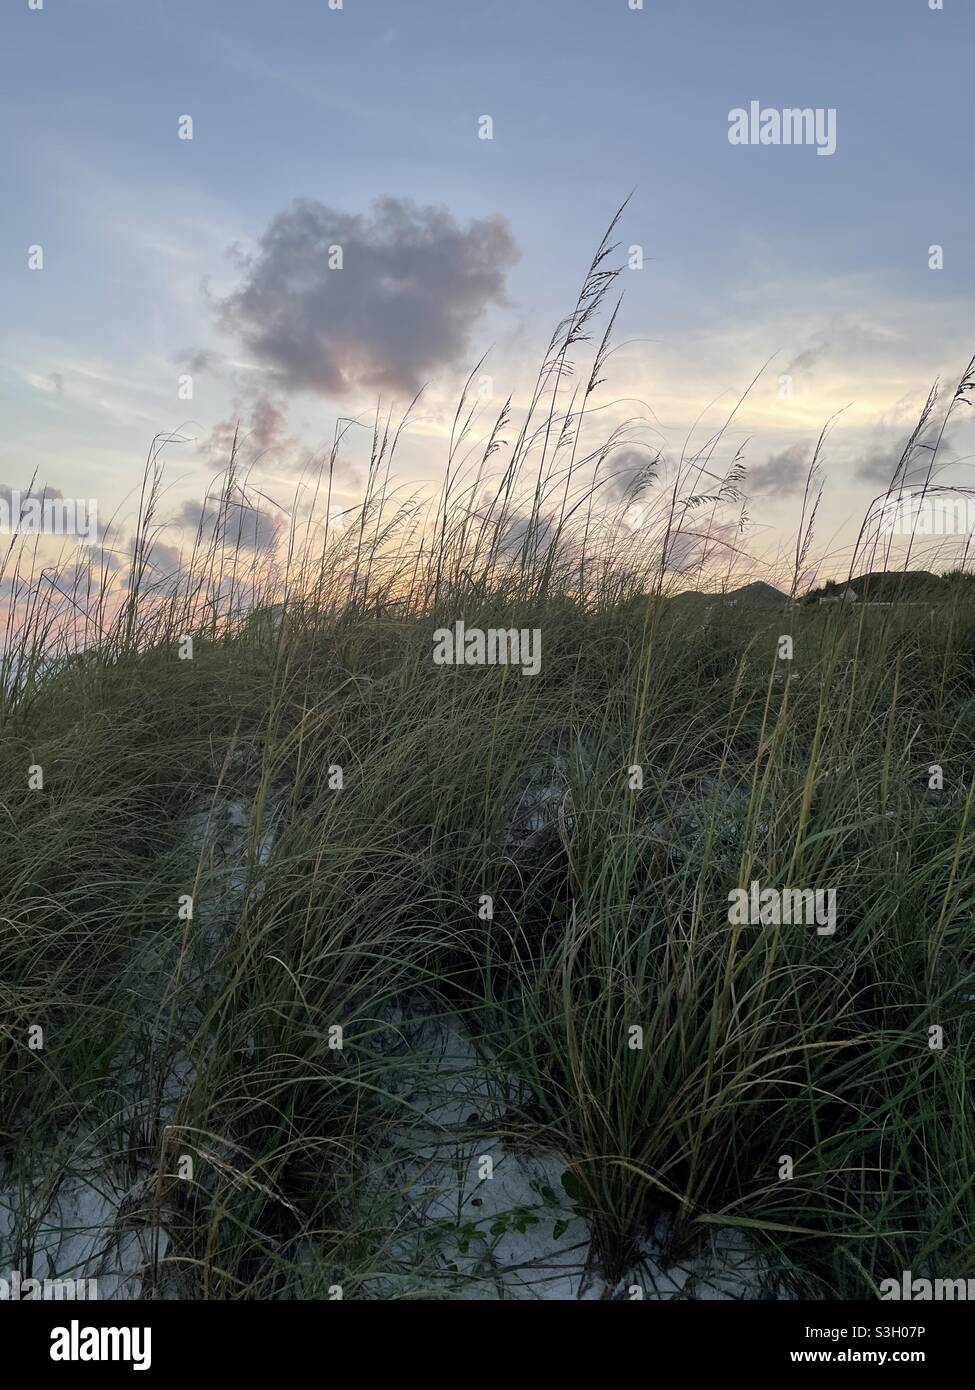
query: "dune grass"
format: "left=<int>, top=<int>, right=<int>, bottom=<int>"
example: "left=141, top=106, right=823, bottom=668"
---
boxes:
left=2, top=226, right=975, bottom=1299
left=4, top=577, right=975, bottom=1297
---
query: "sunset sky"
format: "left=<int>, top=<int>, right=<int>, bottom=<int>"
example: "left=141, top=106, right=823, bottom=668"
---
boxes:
left=2, top=0, right=973, bottom=584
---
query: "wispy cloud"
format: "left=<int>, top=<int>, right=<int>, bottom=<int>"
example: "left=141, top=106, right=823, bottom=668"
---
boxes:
left=746, top=443, right=809, bottom=495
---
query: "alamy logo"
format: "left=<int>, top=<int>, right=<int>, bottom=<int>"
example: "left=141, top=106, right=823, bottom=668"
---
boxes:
left=50, top=1320, right=151, bottom=1370
left=728, top=102, right=837, bottom=156
left=728, top=881, right=837, bottom=936
left=432, top=620, right=541, bottom=676
left=0, top=1270, right=97, bottom=1300
left=881, top=1271, right=975, bottom=1300
left=0, top=489, right=98, bottom=544
left=878, top=490, right=975, bottom=537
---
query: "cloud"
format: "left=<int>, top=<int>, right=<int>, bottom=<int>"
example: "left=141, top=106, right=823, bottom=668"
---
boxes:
left=493, top=507, right=555, bottom=562
left=49, top=557, right=122, bottom=594
left=141, top=539, right=183, bottom=572
left=0, top=482, right=63, bottom=503
left=26, top=372, right=66, bottom=395
left=179, top=349, right=218, bottom=375
left=204, top=390, right=297, bottom=463
left=856, top=445, right=905, bottom=485
left=605, top=446, right=657, bottom=502
left=663, top=521, right=739, bottom=574
left=120, top=537, right=185, bottom=593
left=855, top=419, right=959, bottom=486
left=212, top=196, right=520, bottom=399
left=746, top=444, right=809, bottom=496
left=783, top=332, right=830, bottom=376
left=174, top=494, right=283, bottom=552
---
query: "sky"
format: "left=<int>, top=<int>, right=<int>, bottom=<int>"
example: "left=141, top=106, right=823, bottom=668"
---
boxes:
left=1, top=0, right=973, bottom=584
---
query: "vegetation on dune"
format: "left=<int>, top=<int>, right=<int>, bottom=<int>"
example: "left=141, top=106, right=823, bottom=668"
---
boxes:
left=2, top=219, right=974, bottom=1299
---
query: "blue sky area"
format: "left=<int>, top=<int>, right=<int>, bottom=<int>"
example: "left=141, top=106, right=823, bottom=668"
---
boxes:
left=1, top=0, right=972, bottom=578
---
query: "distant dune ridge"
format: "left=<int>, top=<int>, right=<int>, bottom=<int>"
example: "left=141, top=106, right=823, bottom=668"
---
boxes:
left=805, top=570, right=947, bottom=604
left=671, top=571, right=955, bottom=608
left=671, top=580, right=790, bottom=608
left=844, top=570, right=942, bottom=599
